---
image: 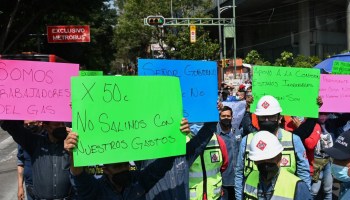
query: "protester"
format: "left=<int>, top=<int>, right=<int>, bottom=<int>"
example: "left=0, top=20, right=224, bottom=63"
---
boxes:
left=216, top=106, right=237, bottom=200
left=324, top=130, right=350, bottom=200
left=140, top=117, right=217, bottom=200
left=1, top=120, right=73, bottom=199
left=17, top=120, right=44, bottom=200
left=235, top=95, right=311, bottom=200
left=65, top=118, right=216, bottom=199
left=243, top=131, right=311, bottom=200
left=188, top=124, right=228, bottom=200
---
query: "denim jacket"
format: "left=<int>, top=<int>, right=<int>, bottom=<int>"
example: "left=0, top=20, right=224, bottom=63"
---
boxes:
left=234, top=128, right=311, bottom=200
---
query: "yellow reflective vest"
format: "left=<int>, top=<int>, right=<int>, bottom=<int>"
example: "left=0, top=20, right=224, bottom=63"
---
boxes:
left=244, top=129, right=297, bottom=178
left=189, top=134, right=223, bottom=200
left=243, top=168, right=300, bottom=200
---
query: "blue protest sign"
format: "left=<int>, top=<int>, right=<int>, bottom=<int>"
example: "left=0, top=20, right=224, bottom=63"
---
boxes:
left=138, top=59, right=218, bottom=122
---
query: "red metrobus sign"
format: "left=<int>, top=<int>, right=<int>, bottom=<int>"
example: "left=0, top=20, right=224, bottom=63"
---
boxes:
left=47, top=25, right=90, bottom=43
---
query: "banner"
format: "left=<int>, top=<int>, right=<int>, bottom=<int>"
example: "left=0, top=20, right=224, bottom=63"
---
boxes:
left=71, top=76, right=184, bottom=166
left=319, top=74, right=350, bottom=113
left=332, top=60, right=350, bottom=75
left=80, top=70, right=103, bottom=76
left=0, top=60, right=79, bottom=121
left=251, top=66, right=320, bottom=118
left=47, top=25, right=90, bottom=43
left=138, top=59, right=218, bottom=123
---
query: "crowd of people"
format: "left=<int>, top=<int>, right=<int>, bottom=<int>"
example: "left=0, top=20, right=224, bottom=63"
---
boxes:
left=1, top=80, right=350, bottom=200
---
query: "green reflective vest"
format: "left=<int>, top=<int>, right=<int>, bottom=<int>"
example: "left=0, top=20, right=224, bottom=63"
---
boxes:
left=243, top=168, right=300, bottom=200
left=244, top=129, right=297, bottom=178
left=189, top=134, right=223, bottom=200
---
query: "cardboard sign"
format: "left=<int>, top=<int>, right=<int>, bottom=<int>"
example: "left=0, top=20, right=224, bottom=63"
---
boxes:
left=47, top=25, right=90, bottom=43
left=319, top=74, right=350, bottom=113
left=251, top=66, right=320, bottom=118
left=138, top=59, right=218, bottom=123
left=0, top=60, right=79, bottom=121
left=71, top=76, right=184, bottom=166
left=332, top=60, right=350, bottom=75
left=80, top=70, right=103, bottom=76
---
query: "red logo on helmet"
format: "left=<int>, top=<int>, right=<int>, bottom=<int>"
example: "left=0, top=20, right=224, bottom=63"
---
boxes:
left=256, top=140, right=267, bottom=151
left=281, top=157, right=289, bottom=166
left=261, top=101, right=270, bottom=109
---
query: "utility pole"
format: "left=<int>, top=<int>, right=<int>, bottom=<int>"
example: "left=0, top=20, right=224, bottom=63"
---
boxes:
left=233, top=0, right=237, bottom=79
left=217, top=0, right=223, bottom=60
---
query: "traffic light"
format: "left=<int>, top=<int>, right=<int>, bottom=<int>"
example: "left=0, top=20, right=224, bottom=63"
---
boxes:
left=146, top=16, right=165, bottom=26
left=225, top=59, right=230, bottom=67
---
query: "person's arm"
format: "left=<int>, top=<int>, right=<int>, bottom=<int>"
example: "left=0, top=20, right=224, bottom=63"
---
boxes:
left=64, top=130, right=84, bottom=176
left=294, top=181, right=312, bottom=200
left=234, top=136, right=247, bottom=200
left=1, top=121, right=37, bottom=154
left=17, top=145, right=25, bottom=200
left=292, top=135, right=311, bottom=190
left=17, top=165, right=25, bottom=200
left=292, top=118, right=317, bottom=141
left=303, top=124, right=321, bottom=150
left=217, top=135, right=228, bottom=172
left=241, top=112, right=257, bottom=137
left=186, top=122, right=217, bottom=165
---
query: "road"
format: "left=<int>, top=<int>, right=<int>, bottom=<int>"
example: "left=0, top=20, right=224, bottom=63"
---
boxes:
left=0, top=127, right=18, bottom=200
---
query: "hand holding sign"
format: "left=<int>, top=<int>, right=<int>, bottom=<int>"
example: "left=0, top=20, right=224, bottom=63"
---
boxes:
left=71, top=76, right=184, bottom=166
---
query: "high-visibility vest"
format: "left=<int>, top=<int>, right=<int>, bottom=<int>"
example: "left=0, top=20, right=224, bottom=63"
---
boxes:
left=244, top=129, right=297, bottom=178
left=243, top=168, right=300, bottom=200
left=189, top=134, right=223, bottom=200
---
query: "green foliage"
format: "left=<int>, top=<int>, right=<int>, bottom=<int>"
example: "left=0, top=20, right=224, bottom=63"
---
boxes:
left=114, top=0, right=219, bottom=63
left=293, top=55, right=321, bottom=68
left=244, top=50, right=271, bottom=65
left=274, top=51, right=293, bottom=67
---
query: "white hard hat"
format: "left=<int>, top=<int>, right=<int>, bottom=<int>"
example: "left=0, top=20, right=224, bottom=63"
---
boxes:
left=248, top=131, right=284, bottom=161
left=254, top=95, right=282, bottom=116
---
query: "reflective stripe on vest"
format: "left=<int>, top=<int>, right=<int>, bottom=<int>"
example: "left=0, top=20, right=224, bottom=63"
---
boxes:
left=244, top=129, right=296, bottom=178
left=189, top=134, right=223, bottom=200
left=244, top=169, right=300, bottom=200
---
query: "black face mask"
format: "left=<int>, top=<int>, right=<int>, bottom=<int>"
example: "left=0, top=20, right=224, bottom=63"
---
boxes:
left=220, top=118, right=232, bottom=127
left=112, top=171, right=132, bottom=188
left=25, top=124, right=40, bottom=134
left=257, top=162, right=279, bottom=182
left=52, top=127, right=68, bottom=141
left=258, top=121, right=279, bottom=133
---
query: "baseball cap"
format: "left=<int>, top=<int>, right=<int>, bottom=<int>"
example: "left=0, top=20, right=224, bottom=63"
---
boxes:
left=323, top=130, right=350, bottom=160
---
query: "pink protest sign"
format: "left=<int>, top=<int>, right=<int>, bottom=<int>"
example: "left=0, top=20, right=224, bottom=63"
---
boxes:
left=319, top=74, right=350, bottom=113
left=0, top=60, right=79, bottom=121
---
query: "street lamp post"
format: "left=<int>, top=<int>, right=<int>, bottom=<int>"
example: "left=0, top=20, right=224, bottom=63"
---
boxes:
left=233, top=0, right=236, bottom=79
left=217, top=0, right=223, bottom=60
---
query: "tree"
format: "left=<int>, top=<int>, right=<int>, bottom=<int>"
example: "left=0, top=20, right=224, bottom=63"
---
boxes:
left=274, top=51, right=293, bottom=67
left=1, top=0, right=117, bottom=72
left=244, top=50, right=271, bottom=65
left=114, top=0, right=219, bottom=64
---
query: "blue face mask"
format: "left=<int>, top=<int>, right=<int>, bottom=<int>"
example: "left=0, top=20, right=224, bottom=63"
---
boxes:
left=331, top=164, right=350, bottom=182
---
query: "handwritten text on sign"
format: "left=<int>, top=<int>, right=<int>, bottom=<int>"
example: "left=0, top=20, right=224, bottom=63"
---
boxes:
left=0, top=60, right=79, bottom=121
left=71, top=76, right=184, bottom=166
left=332, top=61, right=350, bottom=75
left=138, top=59, right=218, bottom=123
left=79, top=70, right=103, bottom=76
left=319, top=74, right=350, bottom=113
left=251, top=66, right=320, bottom=118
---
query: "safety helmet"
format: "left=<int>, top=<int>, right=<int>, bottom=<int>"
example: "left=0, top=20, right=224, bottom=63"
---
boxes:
left=254, top=95, right=282, bottom=116
left=248, top=131, right=284, bottom=161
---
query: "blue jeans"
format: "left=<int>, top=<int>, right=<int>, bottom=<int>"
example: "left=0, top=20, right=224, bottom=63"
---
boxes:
left=311, top=162, right=332, bottom=200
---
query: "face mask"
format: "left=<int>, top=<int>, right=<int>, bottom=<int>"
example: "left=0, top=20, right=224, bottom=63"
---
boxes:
left=25, top=124, right=40, bottom=134
left=220, top=118, right=232, bottom=127
left=258, top=121, right=279, bottom=133
left=235, top=95, right=242, bottom=101
left=52, top=127, right=68, bottom=141
left=331, top=164, right=350, bottom=182
left=257, top=162, right=279, bottom=182
left=112, top=171, right=132, bottom=188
